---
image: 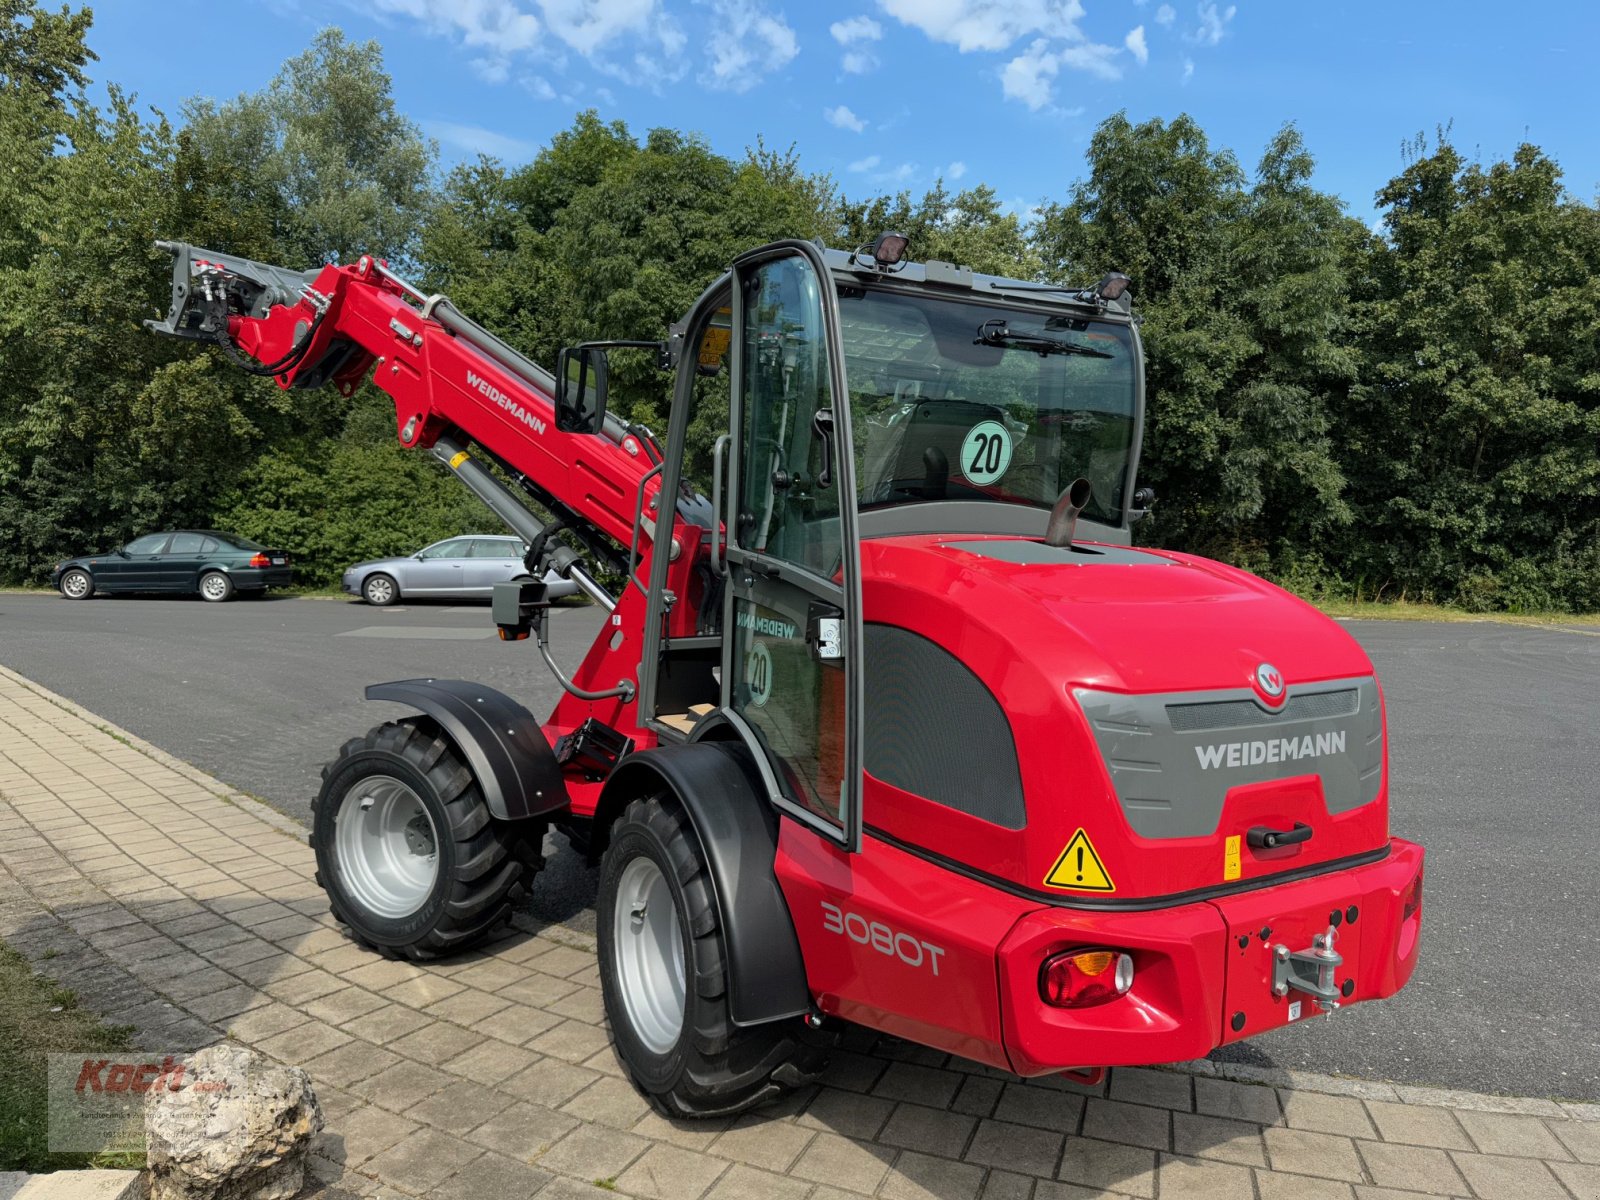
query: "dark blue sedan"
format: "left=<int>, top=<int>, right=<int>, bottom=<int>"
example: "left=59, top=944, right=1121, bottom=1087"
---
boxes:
left=52, top=530, right=293, bottom=602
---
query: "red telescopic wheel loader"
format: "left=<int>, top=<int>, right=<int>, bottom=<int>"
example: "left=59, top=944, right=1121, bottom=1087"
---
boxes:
left=146, top=233, right=1424, bottom=1116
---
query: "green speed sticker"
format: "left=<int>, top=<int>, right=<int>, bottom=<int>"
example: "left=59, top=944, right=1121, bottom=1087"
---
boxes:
left=960, top=420, right=1013, bottom=485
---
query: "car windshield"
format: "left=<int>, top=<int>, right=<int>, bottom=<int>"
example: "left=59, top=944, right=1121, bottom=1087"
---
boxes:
left=218, top=532, right=266, bottom=551
left=838, top=286, right=1137, bottom=527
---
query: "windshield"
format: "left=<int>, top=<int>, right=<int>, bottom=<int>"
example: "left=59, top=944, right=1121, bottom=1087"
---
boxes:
left=838, top=286, right=1137, bottom=527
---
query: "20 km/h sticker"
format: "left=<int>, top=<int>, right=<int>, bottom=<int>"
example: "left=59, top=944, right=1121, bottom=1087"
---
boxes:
left=959, top=420, right=1014, bottom=485
left=1044, top=829, right=1116, bottom=892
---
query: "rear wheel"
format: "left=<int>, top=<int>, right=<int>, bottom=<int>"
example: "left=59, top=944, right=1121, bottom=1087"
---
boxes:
left=597, top=794, right=826, bottom=1117
left=363, top=573, right=399, bottom=607
left=312, top=719, right=534, bottom=959
left=59, top=570, right=94, bottom=600
left=199, top=571, right=234, bottom=602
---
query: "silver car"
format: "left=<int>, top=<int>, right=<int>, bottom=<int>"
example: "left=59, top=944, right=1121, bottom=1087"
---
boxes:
left=341, top=535, right=529, bottom=606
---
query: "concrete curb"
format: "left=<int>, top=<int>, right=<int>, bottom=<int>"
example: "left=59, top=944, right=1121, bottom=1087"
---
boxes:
left=3, top=662, right=1595, bottom=1122
left=1, top=1169, right=145, bottom=1199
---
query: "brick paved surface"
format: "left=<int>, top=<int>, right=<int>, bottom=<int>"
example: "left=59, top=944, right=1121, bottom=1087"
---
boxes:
left=0, top=662, right=1594, bottom=1200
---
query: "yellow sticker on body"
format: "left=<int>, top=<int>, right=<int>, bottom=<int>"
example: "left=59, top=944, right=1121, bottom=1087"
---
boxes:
left=1224, top=834, right=1242, bottom=881
left=1044, top=829, right=1115, bottom=893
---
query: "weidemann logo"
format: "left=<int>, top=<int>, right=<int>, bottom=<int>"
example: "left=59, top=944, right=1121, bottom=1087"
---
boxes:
left=736, top=610, right=797, bottom=639
left=468, top=370, right=546, bottom=435
left=1195, top=730, right=1346, bottom=770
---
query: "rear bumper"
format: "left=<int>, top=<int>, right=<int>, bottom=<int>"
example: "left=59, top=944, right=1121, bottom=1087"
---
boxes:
left=997, top=839, right=1424, bottom=1075
left=231, top=566, right=293, bottom=589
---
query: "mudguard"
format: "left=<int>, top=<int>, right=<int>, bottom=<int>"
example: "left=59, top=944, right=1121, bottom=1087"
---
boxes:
left=600, top=741, right=810, bottom=1028
left=365, top=679, right=569, bottom=821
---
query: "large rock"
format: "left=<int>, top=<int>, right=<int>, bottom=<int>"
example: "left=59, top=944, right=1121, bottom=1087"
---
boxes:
left=143, top=1044, right=323, bottom=1200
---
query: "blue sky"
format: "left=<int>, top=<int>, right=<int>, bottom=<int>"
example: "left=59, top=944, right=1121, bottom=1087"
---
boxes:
left=87, top=1, right=1600, bottom=227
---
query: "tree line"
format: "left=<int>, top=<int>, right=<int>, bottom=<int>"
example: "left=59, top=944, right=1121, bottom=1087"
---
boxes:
left=2, top=6, right=1596, bottom=610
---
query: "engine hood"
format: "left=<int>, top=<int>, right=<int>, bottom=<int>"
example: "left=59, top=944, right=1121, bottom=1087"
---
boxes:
left=862, top=534, right=1372, bottom=695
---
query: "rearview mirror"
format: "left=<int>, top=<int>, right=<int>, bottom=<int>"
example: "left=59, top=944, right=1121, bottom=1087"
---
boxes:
left=556, top=346, right=610, bottom=435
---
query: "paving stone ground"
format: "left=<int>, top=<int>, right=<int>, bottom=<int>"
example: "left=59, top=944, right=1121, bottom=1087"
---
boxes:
left=1, top=662, right=1594, bottom=1200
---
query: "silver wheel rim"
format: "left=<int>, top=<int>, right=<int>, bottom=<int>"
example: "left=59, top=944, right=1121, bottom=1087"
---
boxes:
left=201, top=574, right=228, bottom=600
left=613, top=856, right=686, bottom=1054
left=334, top=775, right=440, bottom=918
left=366, top=577, right=394, bottom=605
left=62, top=573, right=88, bottom=598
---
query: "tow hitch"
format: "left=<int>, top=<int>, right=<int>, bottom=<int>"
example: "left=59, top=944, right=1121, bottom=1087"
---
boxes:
left=1271, top=925, right=1343, bottom=1009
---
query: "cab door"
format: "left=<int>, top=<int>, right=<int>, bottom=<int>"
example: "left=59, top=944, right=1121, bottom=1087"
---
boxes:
left=722, top=242, right=864, bottom=850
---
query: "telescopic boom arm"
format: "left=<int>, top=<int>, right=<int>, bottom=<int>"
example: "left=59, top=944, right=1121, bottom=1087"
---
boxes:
left=145, top=241, right=673, bottom=575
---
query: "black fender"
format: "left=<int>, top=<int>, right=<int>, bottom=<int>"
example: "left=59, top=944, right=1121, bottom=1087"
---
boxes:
left=598, top=741, right=810, bottom=1028
left=365, top=679, right=569, bottom=821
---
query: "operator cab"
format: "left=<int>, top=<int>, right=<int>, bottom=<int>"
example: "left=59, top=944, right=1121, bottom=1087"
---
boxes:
left=604, top=238, right=1148, bottom=851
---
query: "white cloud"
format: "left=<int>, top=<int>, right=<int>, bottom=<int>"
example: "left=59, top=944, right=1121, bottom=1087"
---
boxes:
left=424, top=119, right=537, bottom=161
left=472, top=57, right=511, bottom=83
left=702, top=0, right=798, bottom=91
left=524, top=75, right=558, bottom=100
left=538, top=0, right=657, bottom=55
left=832, top=13, right=883, bottom=72
left=848, top=154, right=881, bottom=173
left=825, top=104, right=867, bottom=132
left=1181, top=56, right=1195, bottom=83
left=1155, top=4, right=1176, bottom=25
left=1057, top=41, right=1121, bottom=80
left=948, top=160, right=967, bottom=179
left=1001, top=39, right=1061, bottom=109
left=1124, top=24, right=1147, bottom=65
left=369, top=0, right=541, bottom=79
left=831, top=15, right=882, bottom=43
left=1189, top=1, right=1235, bottom=46
left=878, top=0, right=1088, bottom=54
left=1001, top=34, right=1121, bottom=108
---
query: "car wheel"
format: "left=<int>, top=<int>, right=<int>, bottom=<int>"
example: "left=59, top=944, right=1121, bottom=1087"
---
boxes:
left=59, top=569, right=94, bottom=600
left=363, top=573, right=399, bottom=607
left=199, top=571, right=234, bottom=603
left=312, top=718, right=537, bottom=960
left=597, top=793, right=828, bottom=1117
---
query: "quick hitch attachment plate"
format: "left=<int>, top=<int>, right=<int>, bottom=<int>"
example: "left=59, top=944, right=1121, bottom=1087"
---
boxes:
left=1271, top=924, right=1343, bottom=1008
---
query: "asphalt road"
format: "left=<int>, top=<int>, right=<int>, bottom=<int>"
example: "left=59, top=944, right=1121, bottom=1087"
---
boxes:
left=2, top=592, right=1596, bottom=1100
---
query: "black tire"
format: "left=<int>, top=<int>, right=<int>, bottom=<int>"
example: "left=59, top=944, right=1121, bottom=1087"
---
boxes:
left=597, top=794, right=827, bottom=1117
left=58, top=569, right=94, bottom=600
left=198, top=570, right=234, bottom=603
left=312, top=719, right=536, bottom=960
left=363, top=573, right=400, bottom=607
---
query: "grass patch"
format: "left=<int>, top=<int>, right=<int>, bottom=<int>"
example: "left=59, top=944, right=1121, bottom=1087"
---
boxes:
left=0, top=940, right=141, bottom=1173
left=1313, top=598, right=1600, bottom=626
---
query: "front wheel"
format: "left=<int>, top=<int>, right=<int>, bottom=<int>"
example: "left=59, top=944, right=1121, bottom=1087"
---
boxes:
left=312, top=719, right=536, bottom=960
left=363, top=573, right=399, bottom=607
left=59, top=569, right=94, bottom=600
left=597, top=794, right=826, bottom=1117
left=199, top=571, right=234, bottom=602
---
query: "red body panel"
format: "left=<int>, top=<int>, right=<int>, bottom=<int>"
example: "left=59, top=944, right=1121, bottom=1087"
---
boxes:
left=776, top=823, right=1020, bottom=1070
left=860, top=534, right=1390, bottom=900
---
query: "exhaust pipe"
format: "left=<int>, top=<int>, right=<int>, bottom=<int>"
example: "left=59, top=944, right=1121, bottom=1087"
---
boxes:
left=1043, top=477, right=1093, bottom=548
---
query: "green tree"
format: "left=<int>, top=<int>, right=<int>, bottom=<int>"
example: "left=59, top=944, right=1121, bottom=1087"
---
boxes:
left=836, top=181, right=1038, bottom=278
left=1034, top=115, right=1355, bottom=570
left=1340, top=137, right=1600, bottom=610
left=180, top=28, right=433, bottom=267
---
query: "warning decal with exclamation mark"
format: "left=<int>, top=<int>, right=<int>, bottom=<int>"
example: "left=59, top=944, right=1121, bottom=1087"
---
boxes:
left=1043, top=828, right=1116, bottom=892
